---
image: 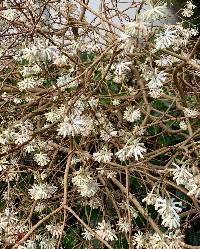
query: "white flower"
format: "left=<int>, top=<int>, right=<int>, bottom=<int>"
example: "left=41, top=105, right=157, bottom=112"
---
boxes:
left=88, top=97, right=99, bottom=108
left=53, top=55, right=68, bottom=66
left=116, top=138, right=147, bottom=161
left=46, top=224, right=63, bottom=238
left=147, top=69, right=167, bottom=98
left=186, top=1, right=196, bottom=9
left=112, top=99, right=120, bottom=106
left=100, top=123, right=117, bottom=141
left=165, top=230, right=185, bottom=249
left=34, top=153, right=50, bottom=167
left=114, top=61, right=132, bottom=76
left=125, top=20, right=149, bottom=38
left=2, top=166, right=18, bottom=182
left=45, top=110, right=60, bottom=123
left=123, top=106, right=141, bottom=122
left=19, top=39, right=58, bottom=63
left=0, top=157, right=8, bottom=171
left=186, top=176, right=200, bottom=198
left=149, top=88, right=163, bottom=98
left=39, top=238, right=57, bottom=249
left=19, top=240, right=36, bottom=249
left=183, top=108, right=199, bottom=118
left=182, top=1, right=196, bottom=17
left=142, top=191, right=157, bottom=205
left=88, top=197, right=102, bottom=209
left=154, top=197, right=182, bottom=229
left=155, top=55, right=180, bottom=67
left=35, top=203, right=46, bottom=212
left=179, top=121, right=187, bottom=130
left=57, top=115, right=85, bottom=137
left=95, top=220, right=118, bottom=241
left=93, top=147, right=113, bottom=163
left=170, top=162, right=193, bottom=186
left=0, top=207, right=18, bottom=233
left=117, top=218, right=129, bottom=233
left=143, top=3, right=167, bottom=21
left=155, top=27, right=177, bottom=50
left=132, top=231, right=146, bottom=249
left=56, top=75, right=78, bottom=90
left=20, top=65, right=41, bottom=77
left=72, top=168, right=98, bottom=197
left=28, top=183, right=57, bottom=200
left=181, top=8, right=194, bottom=17
left=148, top=69, right=167, bottom=89
left=149, top=233, right=169, bottom=249
left=118, top=34, right=135, bottom=53
left=82, top=228, right=93, bottom=240
left=2, top=9, right=17, bottom=21
left=18, top=78, right=40, bottom=90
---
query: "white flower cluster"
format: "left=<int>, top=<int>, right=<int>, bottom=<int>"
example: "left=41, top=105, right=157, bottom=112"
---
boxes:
left=95, top=220, right=118, bottom=241
left=155, top=26, right=177, bottom=50
left=57, top=115, right=85, bottom=137
left=46, top=224, right=63, bottom=238
left=132, top=230, right=184, bottom=249
left=123, top=106, right=141, bottom=123
left=0, top=120, right=34, bottom=147
left=118, top=34, right=135, bottom=54
left=154, top=197, right=182, bottom=229
left=57, top=114, right=94, bottom=137
left=20, top=65, right=42, bottom=77
left=81, top=220, right=118, bottom=242
left=2, top=8, right=17, bottom=21
left=116, top=138, right=147, bottom=161
left=124, top=2, right=168, bottom=39
left=17, top=78, right=43, bottom=91
left=16, top=38, right=59, bottom=64
left=14, top=120, right=33, bottom=144
left=170, top=162, right=200, bottom=199
left=181, top=1, right=196, bottom=17
left=72, top=168, right=98, bottom=197
left=18, top=236, right=57, bottom=249
left=155, top=22, right=198, bottom=51
left=56, top=74, right=79, bottom=91
left=100, top=121, right=117, bottom=142
left=82, top=228, right=94, bottom=240
left=142, top=189, right=158, bottom=206
left=143, top=191, right=182, bottom=229
left=34, top=153, right=50, bottom=167
left=183, top=107, right=199, bottom=118
left=28, top=183, right=57, bottom=200
left=114, top=61, right=132, bottom=77
left=117, top=218, right=130, bottom=233
left=155, top=55, right=180, bottom=67
left=147, top=69, right=167, bottom=98
left=179, top=120, right=187, bottom=130
left=0, top=207, right=28, bottom=244
left=45, top=104, right=68, bottom=124
left=0, top=207, right=18, bottom=233
left=143, top=2, right=167, bottom=21
left=125, top=20, right=149, bottom=38
left=93, top=147, right=113, bottom=163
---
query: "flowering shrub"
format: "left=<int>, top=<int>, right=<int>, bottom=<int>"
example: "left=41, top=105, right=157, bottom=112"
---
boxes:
left=0, top=0, right=200, bottom=248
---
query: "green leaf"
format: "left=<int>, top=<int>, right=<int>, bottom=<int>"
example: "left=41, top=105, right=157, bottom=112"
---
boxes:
left=62, top=228, right=78, bottom=248
left=100, top=98, right=111, bottom=105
